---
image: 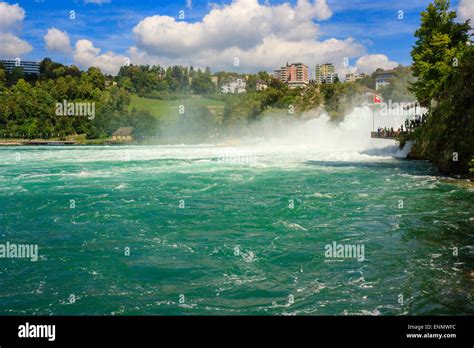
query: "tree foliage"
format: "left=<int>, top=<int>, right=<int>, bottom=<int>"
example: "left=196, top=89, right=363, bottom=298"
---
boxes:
left=0, top=58, right=158, bottom=140
left=410, top=0, right=470, bottom=105
left=408, top=0, right=473, bottom=176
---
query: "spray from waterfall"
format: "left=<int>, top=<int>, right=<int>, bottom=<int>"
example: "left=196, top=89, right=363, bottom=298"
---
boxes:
left=229, top=106, right=413, bottom=159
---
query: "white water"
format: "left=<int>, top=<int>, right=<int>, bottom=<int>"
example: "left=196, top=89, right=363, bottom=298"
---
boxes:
left=234, top=106, right=410, bottom=160
left=0, top=106, right=413, bottom=167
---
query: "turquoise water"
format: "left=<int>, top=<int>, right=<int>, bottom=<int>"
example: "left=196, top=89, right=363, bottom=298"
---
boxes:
left=0, top=145, right=473, bottom=315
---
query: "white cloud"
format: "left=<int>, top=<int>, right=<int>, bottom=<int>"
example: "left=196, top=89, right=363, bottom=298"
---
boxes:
left=129, top=0, right=378, bottom=73
left=133, top=0, right=332, bottom=57
left=0, top=32, right=32, bottom=58
left=44, top=28, right=72, bottom=54
left=130, top=36, right=366, bottom=74
left=355, top=54, right=398, bottom=74
left=458, top=0, right=474, bottom=23
left=0, top=2, right=32, bottom=58
left=309, top=0, right=332, bottom=21
left=73, top=39, right=128, bottom=75
left=0, top=1, right=25, bottom=32
left=129, top=0, right=400, bottom=77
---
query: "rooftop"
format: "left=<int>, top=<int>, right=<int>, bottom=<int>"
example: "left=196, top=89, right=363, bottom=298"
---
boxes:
left=113, top=127, right=134, bottom=136
left=374, top=69, right=396, bottom=76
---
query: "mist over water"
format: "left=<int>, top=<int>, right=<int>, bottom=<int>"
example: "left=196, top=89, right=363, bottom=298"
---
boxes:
left=222, top=106, right=411, bottom=161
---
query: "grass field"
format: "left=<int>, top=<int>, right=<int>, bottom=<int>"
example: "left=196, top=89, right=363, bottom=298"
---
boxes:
left=128, top=95, right=225, bottom=123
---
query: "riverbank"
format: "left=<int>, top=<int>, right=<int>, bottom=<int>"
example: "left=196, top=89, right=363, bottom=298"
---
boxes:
left=0, top=138, right=122, bottom=146
left=405, top=152, right=474, bottom=180
left=399, top=137, right=474, bottom=180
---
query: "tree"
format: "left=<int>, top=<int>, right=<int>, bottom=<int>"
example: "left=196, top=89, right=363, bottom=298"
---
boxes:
left=410, top=0, right=470, bottom=106
left=191, top=71, right=215, bottom=94
left=127, top=109, right=159, bottom=140
left=85, top=67, right=106, bottom=90
left=0, top=68, right=6, bottom=89
left=7, top=67, right=24, bottom=86
left=407, top=0, right=473, bottom=176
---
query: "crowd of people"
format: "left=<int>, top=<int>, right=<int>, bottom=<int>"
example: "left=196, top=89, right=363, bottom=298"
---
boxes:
left=376, top=127, right=398, bottom=138
left=376, top=114, right=427, bottom=138
left=404, top=114, right=426, bottom=131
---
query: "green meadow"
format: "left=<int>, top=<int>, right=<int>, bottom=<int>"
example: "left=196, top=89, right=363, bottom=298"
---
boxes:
left=129, top=95, right=225, bottom=122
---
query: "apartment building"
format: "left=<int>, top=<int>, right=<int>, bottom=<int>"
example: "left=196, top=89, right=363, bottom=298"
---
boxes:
left=1, top=59, right=40, bottom=75
left=274, top=62, right=309, bottom=89
left=315, top=63, right=338, bottom=84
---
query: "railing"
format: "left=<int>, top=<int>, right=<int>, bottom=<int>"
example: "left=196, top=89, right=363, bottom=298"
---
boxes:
left=370, top=131, right=399, bottom=140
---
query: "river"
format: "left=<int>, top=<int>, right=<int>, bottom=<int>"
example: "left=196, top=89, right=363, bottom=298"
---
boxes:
left=0, top=107, right=472, bottom=315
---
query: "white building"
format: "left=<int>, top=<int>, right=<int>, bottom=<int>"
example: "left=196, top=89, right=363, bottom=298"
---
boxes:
left=374, top=69, right=396, bottom=90
left=221, top=79, right=246, bottom=94
left=345, top=73, right=367, bottom=82
left=256, top=80, right=268, bottom=91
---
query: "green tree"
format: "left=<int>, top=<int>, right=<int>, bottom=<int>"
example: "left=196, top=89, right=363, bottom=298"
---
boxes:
left=191, top=71, right=215, bottom=94
left=406, top=0, right=473, bottom=176
left=7, top=66, right=24, bottom=86
left=410, top=0, right=470, bottom=105
left=0, top=68, right=6, bottom=89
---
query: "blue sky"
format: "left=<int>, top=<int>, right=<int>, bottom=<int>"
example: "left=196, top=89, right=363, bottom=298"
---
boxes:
left=0, top=0, right=469, bottom=74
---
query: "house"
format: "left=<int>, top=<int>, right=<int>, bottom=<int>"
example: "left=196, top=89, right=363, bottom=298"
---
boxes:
left=374, top=69, right=396, bottom=90
left=345, top=73, right=367, bottom=82
left=221, top=78, right=246, bottom=94
left=256, top=80, right=268, bottom=91
left=112, top=127, right=134, bottom=142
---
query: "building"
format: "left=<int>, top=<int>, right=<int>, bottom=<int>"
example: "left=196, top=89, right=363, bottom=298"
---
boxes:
left=274, top=62, right=309, bottom=89
left=255, top=80, right=268, bottom=91
left=112, top=127, right=134, bottom=142
left=315, top=63, right=338, bottom=84
left=221, top=78, right=246, bottom=94
left=374, top=69, right=396, bottom=90
left=0, top=59, right=40, bottom=75
left=345, top=73, right=367, bottom=82
left=211, top=76, right=218, bottom=86
left=105, top=80, right=118, bottom=87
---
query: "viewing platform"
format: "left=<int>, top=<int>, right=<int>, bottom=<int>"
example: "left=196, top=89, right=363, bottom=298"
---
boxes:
left=370, top=132, right=399, bottom=140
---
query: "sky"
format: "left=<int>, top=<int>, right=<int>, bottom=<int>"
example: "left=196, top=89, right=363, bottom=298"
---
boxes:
left=0, top=0, right=472, bottom=76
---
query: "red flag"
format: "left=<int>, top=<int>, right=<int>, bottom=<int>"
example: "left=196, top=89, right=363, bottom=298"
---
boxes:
left=373, top=94, right=381, bottom=103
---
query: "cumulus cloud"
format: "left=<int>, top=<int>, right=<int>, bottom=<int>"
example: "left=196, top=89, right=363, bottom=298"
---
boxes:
left=132, top=0, right=332, bottom=55
left=309, top=0, right=332, bottom=21
left=130, top=0, right=370, bottom=72
left=0, top=1, right=25, bottom=32
left=0, top=32, right=32, bottom=58
left=130, top=36, right=365, bottom=75
left=73, top=39, right=128, bottom=75
left=458, top=0, right=474, bottom=23
left=355, top=54, right=398, bottom=74
left=44, top=28, right=72, bottom=54
left=0, top=2, right=31, bottom=58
